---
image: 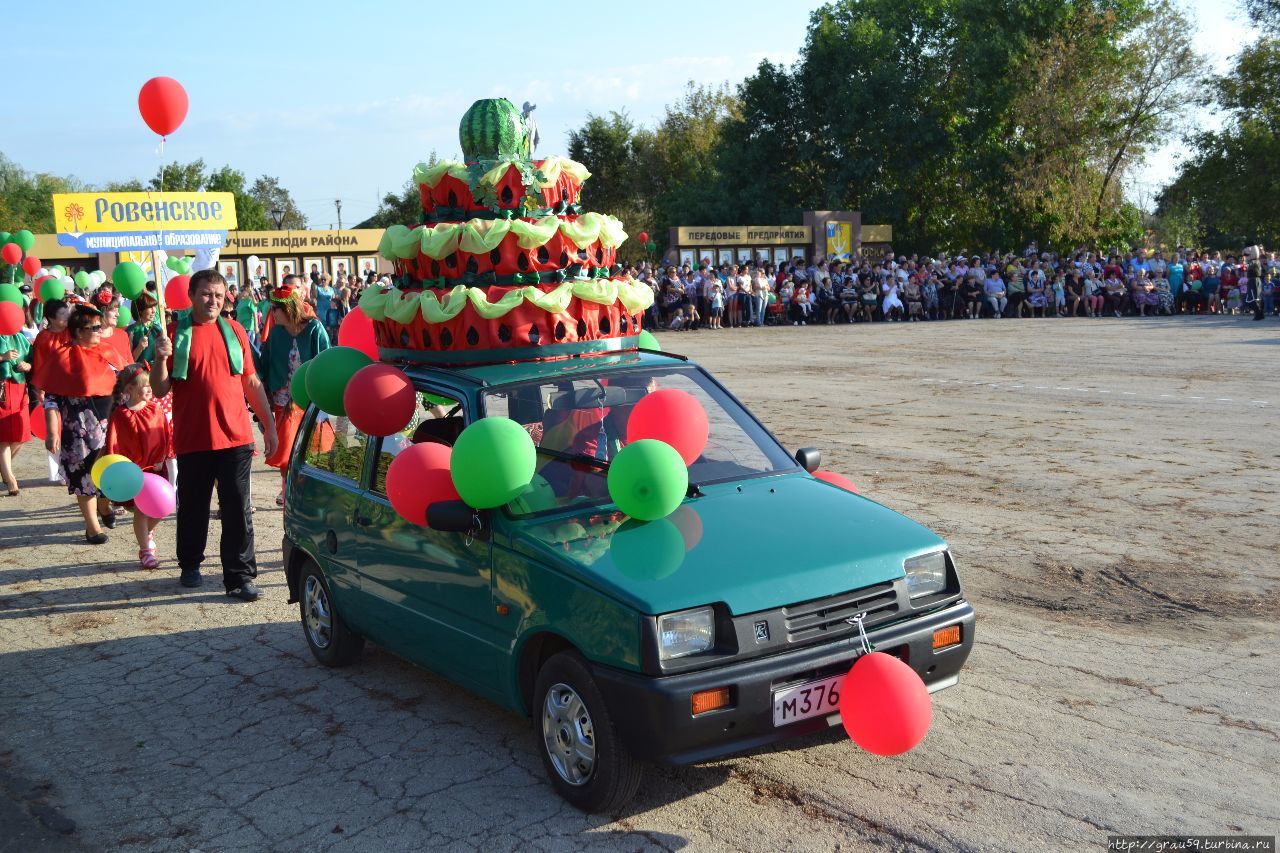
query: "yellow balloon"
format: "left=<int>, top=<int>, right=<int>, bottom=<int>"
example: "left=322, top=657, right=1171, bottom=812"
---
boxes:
left=91, top=454, right=130, bottom=489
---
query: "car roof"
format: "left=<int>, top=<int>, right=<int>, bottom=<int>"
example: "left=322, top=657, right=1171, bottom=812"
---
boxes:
left=400, top=349, right=687, bottom=390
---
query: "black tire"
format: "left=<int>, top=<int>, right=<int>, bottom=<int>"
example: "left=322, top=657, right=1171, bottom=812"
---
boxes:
left=298, top=560, right=364, bottom=667
left=532, top=651, right=643, bottom=813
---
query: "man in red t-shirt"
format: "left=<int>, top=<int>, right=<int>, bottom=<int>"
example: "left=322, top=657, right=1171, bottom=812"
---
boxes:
left=151, top=269, right=277, bottom=600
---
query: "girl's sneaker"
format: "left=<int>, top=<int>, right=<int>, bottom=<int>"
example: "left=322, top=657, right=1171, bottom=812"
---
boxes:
left=139, top=548, right=160, bottom=570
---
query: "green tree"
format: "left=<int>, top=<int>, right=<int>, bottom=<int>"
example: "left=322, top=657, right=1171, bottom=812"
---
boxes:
left=146, top=160, right=305, bottom=230
left=568, top=112, right=657, bottom=255
left=1158, top=34, right=1280, bottom=247
left=0, top=152, right=87, bottom=232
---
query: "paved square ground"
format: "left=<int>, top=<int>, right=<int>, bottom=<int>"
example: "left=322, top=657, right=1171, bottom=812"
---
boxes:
left=1, top=315, right=1276, bottom=851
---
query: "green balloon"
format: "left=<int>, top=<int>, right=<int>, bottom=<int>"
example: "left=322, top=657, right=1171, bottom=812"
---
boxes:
left=767, top=292, right=777, bottom=304
left=39, top=277, right=65, bottom=302
left=0, top=283, right=20, bottom=306
left=116, top=304, right=131, bottom=329
left=637, top=330, right=661, bottom=351
left=290, top=360, right=313, bottom=409
left=113, top=262, right=146, bottom=299
left=0, top=232, right=10, bottom=246
left=13, top=230, right=34, bottom=253
left=100, top=460, right=144, bottom=502
left=449, top=416, right=536, bottom=509
left=74, top=271, right=90, bottom=290
left=304, top=346, right=372, bottom=415
left=610, top=518, right=685, bottom=581
left=50, top=265, right=65, bottom=277
left=607, top=439, right=688, bottom=521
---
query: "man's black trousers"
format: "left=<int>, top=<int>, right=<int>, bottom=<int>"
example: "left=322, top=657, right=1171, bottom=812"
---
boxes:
left=176, top=443, right=257, bottom=590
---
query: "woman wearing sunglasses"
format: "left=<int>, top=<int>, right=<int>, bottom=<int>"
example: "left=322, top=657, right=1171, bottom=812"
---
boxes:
left=34, top=304, right=122, bottom=543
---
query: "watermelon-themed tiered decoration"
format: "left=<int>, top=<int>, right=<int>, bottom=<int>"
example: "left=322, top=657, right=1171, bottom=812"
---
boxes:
left=362, top=97, right=653, bottom=362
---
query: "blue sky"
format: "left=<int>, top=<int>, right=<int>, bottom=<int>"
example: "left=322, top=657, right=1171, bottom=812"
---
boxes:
left=4, top=0, right=1253, bottom=227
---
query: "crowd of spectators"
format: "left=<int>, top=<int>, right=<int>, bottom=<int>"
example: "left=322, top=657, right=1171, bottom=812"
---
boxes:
left=630, top=246, right=1280, bottom=330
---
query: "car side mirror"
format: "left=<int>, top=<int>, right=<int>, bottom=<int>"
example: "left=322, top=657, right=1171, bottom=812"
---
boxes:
left=426, top=500, right=488, bottom=537
left=795, top=447, right=821, bottom=473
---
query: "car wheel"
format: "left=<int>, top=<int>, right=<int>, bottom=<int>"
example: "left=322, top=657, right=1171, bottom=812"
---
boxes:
left=533, top=651, right=642, bottom=813
left=299, top=561, right=364, bottom=667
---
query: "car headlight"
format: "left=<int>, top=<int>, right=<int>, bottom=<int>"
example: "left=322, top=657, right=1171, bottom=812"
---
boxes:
left=904, top=550, right=948, bottom=599
left=657, top=607, right=715, bottom=660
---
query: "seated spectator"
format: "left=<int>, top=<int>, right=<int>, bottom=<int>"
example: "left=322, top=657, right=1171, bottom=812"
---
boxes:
left=1104, top=273, right=1127, bottom=316
left=1064, top=272, right=1083, bottom=317
left=1025, top=276, right=1049, bottom=317
left=1132, top=273, right=1159, bottom=317
left=962, top=274, right=983, bottom=319
left=983, top=270, right=1007, bottom=318
left=923, top=276, right=940, bottom=320
left=881, top=277, right=904, bottom=321
left=790, top=285, right=813, bottom=325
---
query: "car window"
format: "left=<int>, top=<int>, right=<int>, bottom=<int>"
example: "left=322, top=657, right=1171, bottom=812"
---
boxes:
left=303, top=414, right=371, bottom=485
left=483, top=365, right=796, bottom=517
left=371, top=390, right=464, bottom=495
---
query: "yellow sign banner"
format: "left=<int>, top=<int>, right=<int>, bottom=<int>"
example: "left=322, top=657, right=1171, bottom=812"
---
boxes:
left=53, top=192, right=237, bottom=234
left=826, top=222, right=852, bottom=260
left=675, top=225, right=811, bottom=246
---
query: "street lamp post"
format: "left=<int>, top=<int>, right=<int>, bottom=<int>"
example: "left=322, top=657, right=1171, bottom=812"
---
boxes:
left=270, top=207, right=285, bottom=230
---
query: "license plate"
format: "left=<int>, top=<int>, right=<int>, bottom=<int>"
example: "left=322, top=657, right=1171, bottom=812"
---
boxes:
left=772, top=673, right=843, bottom=727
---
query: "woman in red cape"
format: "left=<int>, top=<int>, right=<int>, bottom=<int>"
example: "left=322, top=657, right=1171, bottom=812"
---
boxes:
left=0, top=328, right=32, bottom=495
left=36, top=305, right=122, bottom=544
left=28, top=299, right=70, bottom=484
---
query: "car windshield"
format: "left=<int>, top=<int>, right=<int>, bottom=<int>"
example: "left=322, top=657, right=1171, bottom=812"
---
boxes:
left=482, top=364, right=797, bottom=518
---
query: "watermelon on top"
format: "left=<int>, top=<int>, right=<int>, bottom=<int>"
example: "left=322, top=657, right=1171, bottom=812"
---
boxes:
left=460, top=98, right=529, bottom=160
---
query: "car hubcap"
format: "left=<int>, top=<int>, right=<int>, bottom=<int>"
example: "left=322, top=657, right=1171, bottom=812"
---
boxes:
left=303, top=575, right=333, bottom=649
left=542, top=682, right=596, bottom=786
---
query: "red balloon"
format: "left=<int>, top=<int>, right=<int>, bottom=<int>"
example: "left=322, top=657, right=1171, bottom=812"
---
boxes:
left=814, top=469, right=859, bottom=494
left=343, top=364, right=416, bottom=437
left=0, top=301, right=22, bottom=335
left=839, top=651, right=932, bottom=756
left=637, top=231, right=650, bottom=245
left=626, top=389, right=709, bottom=466
left=165, top=275, right=192, bottom=310
left=30, top=409, right=47, bottom=441
left=0, top=243, right=20, bottom=265
left=385, top=442, right=459, bottom=526
left=337, top=306, right=378, bottom=360
left=138, top=76, right=189, bottom=137
left=22, top=256, right=41, bottom=276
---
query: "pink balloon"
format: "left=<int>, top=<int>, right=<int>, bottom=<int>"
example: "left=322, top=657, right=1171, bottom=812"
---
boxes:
left=133, top=472, right=176, bottom=518
left=337, top=306, right=379, bottom=360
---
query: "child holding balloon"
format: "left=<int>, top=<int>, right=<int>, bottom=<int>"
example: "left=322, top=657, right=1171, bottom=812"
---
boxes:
left=105, top=363, right=174, bottom=568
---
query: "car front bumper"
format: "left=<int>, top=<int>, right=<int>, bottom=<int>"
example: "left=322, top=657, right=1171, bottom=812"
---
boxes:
left=591, top=599, right=975, bottom=765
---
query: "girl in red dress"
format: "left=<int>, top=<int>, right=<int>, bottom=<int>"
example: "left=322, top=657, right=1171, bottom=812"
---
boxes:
left=105, top=363, right=174, bottom=568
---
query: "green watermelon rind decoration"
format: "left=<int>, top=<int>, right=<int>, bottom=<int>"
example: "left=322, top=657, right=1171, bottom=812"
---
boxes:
left=460, top=98, right=529, bottom=161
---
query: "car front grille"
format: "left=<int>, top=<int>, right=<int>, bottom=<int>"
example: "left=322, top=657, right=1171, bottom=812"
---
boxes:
left=782, top=581, right=900, bottom=643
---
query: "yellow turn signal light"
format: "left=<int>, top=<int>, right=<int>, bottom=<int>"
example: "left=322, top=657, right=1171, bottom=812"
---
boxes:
left=932, top=625, right=962, bottom=650
left=691, top=686, right=733, bottom=716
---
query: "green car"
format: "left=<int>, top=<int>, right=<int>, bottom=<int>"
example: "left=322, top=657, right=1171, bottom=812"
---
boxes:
left=282, top=349, right=975, bottom=812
